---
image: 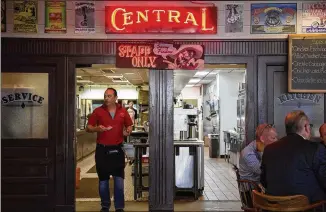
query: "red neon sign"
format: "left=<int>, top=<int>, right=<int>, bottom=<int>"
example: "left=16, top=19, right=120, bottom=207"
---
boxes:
left=105, top=6, right=217, bottom=34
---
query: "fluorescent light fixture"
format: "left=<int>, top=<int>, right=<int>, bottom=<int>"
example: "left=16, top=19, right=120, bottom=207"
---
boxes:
left=77, top=80, right=93, bottom=83
left=185, top=84, right=194, bottom=87
left=112, top=79, right=129, bottom=83
left=124, top=73, right=135, bottom=75
left=105, top=74, right=123, bottom=78
left=194, top=71, right=209, bottom=76
left=188, top=78, right=201, bottom=83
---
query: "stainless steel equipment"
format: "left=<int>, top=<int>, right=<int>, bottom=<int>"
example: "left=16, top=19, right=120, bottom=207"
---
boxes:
left=187, top=115, right=197, bottom=139
left=237, top=83, right=246, bottom=143
left=174, top=139, right=204, bottom=199
left=179, top=131, right=188, bottom=140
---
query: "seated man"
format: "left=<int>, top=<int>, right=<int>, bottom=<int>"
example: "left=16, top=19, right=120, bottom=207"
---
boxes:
left=261, top=111, right=326, bottom=203
left=319, top=123, right=326, bottom=146
left=239, top=124, right=278, bottom=184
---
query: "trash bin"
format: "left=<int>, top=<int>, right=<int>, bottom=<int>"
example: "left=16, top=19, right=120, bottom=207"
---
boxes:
left=208, top=134, right=219, bottom=158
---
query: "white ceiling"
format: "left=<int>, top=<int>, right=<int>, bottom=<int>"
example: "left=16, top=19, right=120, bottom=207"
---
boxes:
left=186, top=68, right=246, bottom=87
left=76, top=65, right=245, bottom=96
left=76, top=65, right=148, bottom=86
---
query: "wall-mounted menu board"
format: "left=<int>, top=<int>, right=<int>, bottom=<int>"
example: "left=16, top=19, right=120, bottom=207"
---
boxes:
left=288, top=34, right=326, bottom=93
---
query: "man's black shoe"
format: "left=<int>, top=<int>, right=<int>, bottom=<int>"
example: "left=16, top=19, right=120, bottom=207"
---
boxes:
left=115, top=209, right=124, bottom=212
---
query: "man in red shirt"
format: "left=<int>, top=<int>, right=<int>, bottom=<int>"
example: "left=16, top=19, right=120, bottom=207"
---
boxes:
left=87, top=88, right=133, bottom=212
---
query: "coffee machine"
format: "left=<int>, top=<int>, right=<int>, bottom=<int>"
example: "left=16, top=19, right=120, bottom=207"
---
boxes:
left=187, top=115, right=197, bottom=139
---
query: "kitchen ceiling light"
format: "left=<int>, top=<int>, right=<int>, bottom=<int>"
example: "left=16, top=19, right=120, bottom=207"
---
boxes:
left=185, top=84, right=194, bottom=87
left=194, top=71, right=209, bottom=76
left=188, top=78, right=201, bottom=83
left=105, top=74, right=124, bottom=78
left=77, top=80, right=93, bottom=83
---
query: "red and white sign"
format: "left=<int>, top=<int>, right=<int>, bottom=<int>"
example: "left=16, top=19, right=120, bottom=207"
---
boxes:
left=105, top=6, right=217, bottom=34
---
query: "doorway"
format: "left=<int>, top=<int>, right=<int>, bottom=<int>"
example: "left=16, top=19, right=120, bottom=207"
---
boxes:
left=173, top=65, right=246, bottom=201
left=72, top=62, right=150, bottom=211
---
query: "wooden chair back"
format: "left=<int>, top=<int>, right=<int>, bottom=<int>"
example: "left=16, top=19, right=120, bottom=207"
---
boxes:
left=252, top=190, right=326, bottom=212
left=233, top=165, right=260, bottom=212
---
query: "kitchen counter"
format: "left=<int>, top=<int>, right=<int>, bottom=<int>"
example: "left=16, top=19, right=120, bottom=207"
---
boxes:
left=132, top=140, right=204, bottom=200
left=76, top=129, right=97, bottom=161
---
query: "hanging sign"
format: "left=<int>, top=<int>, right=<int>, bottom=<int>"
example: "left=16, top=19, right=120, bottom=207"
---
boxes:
left=105, top=6, right=217, bottom=34
left=116, top=43, right=205, bottom=70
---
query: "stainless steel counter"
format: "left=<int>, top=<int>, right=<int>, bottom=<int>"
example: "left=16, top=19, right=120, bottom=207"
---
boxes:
left=131, top=140, right=205, bottom=200
left=174, top=139, right=204, bottom=198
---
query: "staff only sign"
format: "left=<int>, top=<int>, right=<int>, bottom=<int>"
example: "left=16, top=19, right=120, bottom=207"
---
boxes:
left=116, top=43, right=205, bottom=70
left=105, top=6, right=217, bottom=34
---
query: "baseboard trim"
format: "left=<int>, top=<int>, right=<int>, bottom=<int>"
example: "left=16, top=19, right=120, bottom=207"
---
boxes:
left=55, top=205, right=74, bottom=212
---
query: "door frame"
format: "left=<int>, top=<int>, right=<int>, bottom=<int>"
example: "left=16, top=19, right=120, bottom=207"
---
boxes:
left=1, top=55, right=66, bottom=211
left=67, top=55, right=256, bottom=212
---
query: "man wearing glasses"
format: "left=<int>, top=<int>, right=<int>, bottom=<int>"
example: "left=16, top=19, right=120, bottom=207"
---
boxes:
left=261, top=110, right=326, bottom=203
left=239, top=123, right=278, bottom=184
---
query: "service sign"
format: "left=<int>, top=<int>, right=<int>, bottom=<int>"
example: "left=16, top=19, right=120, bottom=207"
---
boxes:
left=105, top=6, right=217, bottom=34
left=116, top=43, right=205, bottom=70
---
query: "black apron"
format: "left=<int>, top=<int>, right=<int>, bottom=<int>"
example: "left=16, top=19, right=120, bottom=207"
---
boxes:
left=95, top=144, right=125, bottom=181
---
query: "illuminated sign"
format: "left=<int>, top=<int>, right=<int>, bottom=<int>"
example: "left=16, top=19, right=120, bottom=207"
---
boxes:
left=105, top=6, right=217, bottom=34
left=116, top=42, right=205, bottom=70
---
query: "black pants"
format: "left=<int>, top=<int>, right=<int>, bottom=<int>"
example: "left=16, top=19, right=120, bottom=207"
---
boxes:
left=95, top=144, right=125, bottom=180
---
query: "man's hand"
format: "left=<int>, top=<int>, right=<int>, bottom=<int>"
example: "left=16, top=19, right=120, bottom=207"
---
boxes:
left=123, top=126, right=133, bottom=136
left=87, top=125, right=111, bottom=133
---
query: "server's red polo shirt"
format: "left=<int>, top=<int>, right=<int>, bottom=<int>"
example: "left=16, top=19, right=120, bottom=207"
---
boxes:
left=87, top=104, right=133, bottom=145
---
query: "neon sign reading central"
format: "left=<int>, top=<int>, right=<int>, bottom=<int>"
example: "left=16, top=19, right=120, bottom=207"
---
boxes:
left=105, top=6, right=217, bottom=34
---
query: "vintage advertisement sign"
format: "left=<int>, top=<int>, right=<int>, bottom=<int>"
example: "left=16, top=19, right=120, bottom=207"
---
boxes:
left=105, top=6, right=217, bottom=34
left=75, top=2, right=95, bottom=33
left=1, top=0, right=6, bottom=32
left=302, top=2, right=326, bottom=33
left=13, top=1, right=37, bottom=33
left=45, top=1, right=66, bottom=33
left=116, top=43, right=205, bottom=70
left=225, top=4, right=243, bottom=33
left=251, top=3, right=297, bottom=34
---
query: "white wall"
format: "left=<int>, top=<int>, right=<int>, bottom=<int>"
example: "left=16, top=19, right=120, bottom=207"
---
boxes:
left=1, top=1, right=318, bottom=40
left=219, top=72, right=244, bottom=155
left=180, top=87, right=201, bottom=99
left=78, top=85, right=138, bottom=100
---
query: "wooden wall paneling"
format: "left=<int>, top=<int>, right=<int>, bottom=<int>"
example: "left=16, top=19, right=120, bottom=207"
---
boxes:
left=257, top=56, right=287, bottom=124
left=1, top=38, right=292, bottom=212
left=148, top=69, right=174, bottom=212
left=1, top=56, right=65, bottom=211
left=1, top=38, right=287, bottom=56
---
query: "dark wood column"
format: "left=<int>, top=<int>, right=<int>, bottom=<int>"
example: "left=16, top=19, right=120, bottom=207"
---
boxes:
left=148, top=69, right=174, bottom=212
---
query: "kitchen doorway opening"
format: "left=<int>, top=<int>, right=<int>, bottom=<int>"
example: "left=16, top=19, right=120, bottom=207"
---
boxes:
left=173, top=64, right=247, bottom=201
left=74, top=64, right=150, bottom=211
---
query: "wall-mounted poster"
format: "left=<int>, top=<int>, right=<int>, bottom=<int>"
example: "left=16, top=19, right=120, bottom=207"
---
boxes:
left=302, top=2, right=326, bottom=33
left=116, top=43, right=205, bottom=70
left=45, top=1, right=66, bottom=33
left=1, top=0, right=6, bottom=32
left=75, top=2, right=95, bottom=33
left=13, top=1, right=37, bottom=33
left=225, top=4, right=244, bottom=33
left=251, top=3, right=297, bottom=34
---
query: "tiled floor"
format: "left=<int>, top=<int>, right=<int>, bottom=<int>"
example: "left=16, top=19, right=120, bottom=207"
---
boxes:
left=76, top=147, right=241, bottom=211
left=200, top=149, right=240, bottom=201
